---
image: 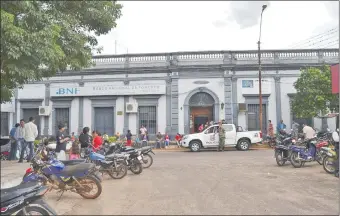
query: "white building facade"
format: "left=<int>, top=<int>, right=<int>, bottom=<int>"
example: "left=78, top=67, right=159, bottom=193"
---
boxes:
left=1, top=49, right=338, bottom=138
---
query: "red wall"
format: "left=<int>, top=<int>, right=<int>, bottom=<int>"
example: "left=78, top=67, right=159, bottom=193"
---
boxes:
left=331, top=64, right=339, bottom=94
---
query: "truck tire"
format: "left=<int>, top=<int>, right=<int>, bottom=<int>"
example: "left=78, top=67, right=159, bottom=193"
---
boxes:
left=237, top=139, right=250, bottom=151
left=190, top=141, right=201, bottom=152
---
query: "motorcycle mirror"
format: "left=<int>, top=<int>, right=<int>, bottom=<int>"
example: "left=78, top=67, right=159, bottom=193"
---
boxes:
left=327, top=128, right=330, bottom=132
left=337, top=128, right=339, bottom=132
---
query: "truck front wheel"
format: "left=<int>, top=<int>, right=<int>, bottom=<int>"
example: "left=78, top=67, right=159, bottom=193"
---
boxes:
left=190, top=141, right=201, bottom=152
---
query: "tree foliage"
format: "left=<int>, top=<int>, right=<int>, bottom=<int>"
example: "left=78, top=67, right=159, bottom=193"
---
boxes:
left=291, top=66, right=339, bottom=118
left=1, top=1, right=122, bottom=103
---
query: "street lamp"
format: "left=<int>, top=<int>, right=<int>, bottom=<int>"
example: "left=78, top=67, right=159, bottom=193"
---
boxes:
left=258, top=4, right=267, bottom=137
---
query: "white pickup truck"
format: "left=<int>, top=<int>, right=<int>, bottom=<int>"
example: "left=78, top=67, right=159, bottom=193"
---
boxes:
left=180, top=124, right=262, bottom=152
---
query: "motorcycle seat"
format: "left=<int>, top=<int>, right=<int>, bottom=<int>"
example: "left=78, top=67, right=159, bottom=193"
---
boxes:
left=106, top=153, right=125, bottom=159
left=140, top=146, right=151, bottom=152
left=59, top=163, right=95, bottom=176
left=60, top=159, right=86, bottom=166
left=294, top=146, right=306, bottom=149
left=275, top=145, right=289, bottom=150
left=1, top=182, right=41, bottom=203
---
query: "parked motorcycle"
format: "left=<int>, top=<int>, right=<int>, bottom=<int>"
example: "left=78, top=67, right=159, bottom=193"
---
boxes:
left=1, top=181, right=57, bottom=215
left=322, top=129, right=339, bottom=174
left=290, top=137, right=327, bottom=168
left=322, top=146, right=337, bottom=174
left=22, top=144, right=102, bottom=200
left=104, top=144, right=143, bottom=174
left=108, top=143, right=155, bottom=169
left=84, top=147, right=128, bottom=179
left=274, top=135, right=296, bottom=166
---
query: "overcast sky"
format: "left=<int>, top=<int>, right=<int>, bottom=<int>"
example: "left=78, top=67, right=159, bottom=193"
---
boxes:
left=96, top=1, right=339, bottom=55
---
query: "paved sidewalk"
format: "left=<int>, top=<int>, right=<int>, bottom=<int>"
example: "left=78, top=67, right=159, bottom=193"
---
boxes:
left=1, top=161, right=30, bottom=188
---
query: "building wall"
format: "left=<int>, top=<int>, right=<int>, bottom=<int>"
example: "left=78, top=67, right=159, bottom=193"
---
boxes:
left=2, top=72, right=335, bottom=137
left=280, top=77, right=297, bottom=130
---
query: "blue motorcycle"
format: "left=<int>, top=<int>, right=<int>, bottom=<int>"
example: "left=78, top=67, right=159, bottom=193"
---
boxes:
left=84, top=146, right=128, bottom=179
left=290, top=138, right=323, bottom=168
left=22, top=144, right=102, bottom=200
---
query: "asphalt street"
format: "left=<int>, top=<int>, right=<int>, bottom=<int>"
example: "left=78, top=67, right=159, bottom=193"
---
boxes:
left=1, top=149, right=339, bottom=215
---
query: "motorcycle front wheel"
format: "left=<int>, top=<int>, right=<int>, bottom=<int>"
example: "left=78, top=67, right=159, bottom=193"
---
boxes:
left=76, top=175, right=102, bottom=199
left=275, top=150, right=286, bottom=166
left=323, top=155, right=336, bottom=174
left=142, top=153, right=153, bottom=169
left=315, top=150, right=323, bottom=165
left=108, top=163, right=128, bottom=179
left=290, top=152, right=303, bottom=168
left=130, top=159, right=143, bottom=175
left=16, top=206, right=51, bottom=216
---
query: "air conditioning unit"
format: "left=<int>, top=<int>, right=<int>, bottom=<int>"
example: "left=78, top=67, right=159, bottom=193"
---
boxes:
left=238, top=103, right=247, bottom=112
left=39, top=106, right=51, bottom=116
left=126, top=103, right=138, bottom=113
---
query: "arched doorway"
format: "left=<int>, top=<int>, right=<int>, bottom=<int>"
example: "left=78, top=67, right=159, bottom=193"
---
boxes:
left=183, top=87, right=220, bottom=134
left=189, top=92, right=214, bottom=133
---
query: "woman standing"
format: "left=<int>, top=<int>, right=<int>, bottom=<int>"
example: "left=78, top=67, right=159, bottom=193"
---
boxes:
left=125, top=130, right=132, bottom=147
left=268, top=120, right=274, bottom=137
left=78, top=127, right=92, bottom=158
left=92, top=130, right=103, bottom=152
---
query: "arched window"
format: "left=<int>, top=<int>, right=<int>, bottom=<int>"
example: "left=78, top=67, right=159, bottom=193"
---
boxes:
left=189, top=92, right=214, bottom=107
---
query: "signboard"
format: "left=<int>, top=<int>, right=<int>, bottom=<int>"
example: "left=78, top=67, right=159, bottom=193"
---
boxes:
left=242, top=80, right=254, bottom=88
left=241, top=79, right=271, bottom=94
left=50, top=84, right=166, bottom=97
left=331, top=64, right=339, bottom=94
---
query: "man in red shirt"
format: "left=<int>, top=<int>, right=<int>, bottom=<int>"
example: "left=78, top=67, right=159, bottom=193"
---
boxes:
left=175, top=133, right=182, bottom=148
left=92, top=130, right=103, bottom=152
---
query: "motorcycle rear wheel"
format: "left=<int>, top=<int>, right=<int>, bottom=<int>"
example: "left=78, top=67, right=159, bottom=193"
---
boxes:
left=290, top=152, right=303, bottom=168
left=142, top=153, right=153, bottom=169
left=130, top=160, right=143, bottom=175
left=16, top=205, right=51, bottom=215
left=323, top=155, right=335, bottom=174
left=76, top=175, right=102, bottom=199
left=275, top=150, right=286, bottom=166
left=108, top=163, right=128, bottom=179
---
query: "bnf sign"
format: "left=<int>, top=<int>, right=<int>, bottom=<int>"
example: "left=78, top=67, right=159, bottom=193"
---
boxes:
left=56, top=87, right=80, bottom=95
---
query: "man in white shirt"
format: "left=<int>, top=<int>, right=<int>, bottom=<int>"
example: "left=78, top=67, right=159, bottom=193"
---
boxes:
left=19, top=117, right=38, bottom=163
left=139, top=125, right=147, bottom=140
left=302, top=123, right=315, bottom=140
left=302, top=123, right=316, bottom=160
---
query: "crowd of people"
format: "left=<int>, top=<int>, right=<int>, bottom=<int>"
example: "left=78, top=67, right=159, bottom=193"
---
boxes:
left=9, top=117, right=38, bottom=162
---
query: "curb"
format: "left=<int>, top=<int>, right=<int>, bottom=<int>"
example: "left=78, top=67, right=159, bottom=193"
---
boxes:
left=152, top=146, right=272, bottom=152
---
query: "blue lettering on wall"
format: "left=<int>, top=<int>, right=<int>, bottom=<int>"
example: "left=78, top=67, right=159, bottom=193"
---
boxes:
left=56, top=88, right=80, bottom=95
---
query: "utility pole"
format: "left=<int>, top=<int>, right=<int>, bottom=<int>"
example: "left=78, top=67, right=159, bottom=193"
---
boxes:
left=115, top=40, right=117, bottom=54
left=258, top=4, right=267, bottom=137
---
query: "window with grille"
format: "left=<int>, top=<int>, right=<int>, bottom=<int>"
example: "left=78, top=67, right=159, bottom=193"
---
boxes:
left=138, top=106, right=157, bottom=134
left=55, top=108, right=70, bottom=135
left=1, top=112, right=9, bottom=136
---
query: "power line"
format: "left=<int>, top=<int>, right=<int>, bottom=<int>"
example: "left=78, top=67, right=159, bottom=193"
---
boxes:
left=288, top=27, right=338, bottom=49
left=304, top=35, right=339, bottom=48
left=294, top=35, right=339, bottom=48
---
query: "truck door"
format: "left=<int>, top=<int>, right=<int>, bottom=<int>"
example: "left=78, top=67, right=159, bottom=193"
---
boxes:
left=222, top=124, right=237, bottom=145
left=203, top=126, right=219, bottom=147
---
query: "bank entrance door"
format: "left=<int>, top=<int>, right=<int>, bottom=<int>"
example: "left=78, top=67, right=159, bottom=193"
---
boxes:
left=189, top=92, right=215, bottom=134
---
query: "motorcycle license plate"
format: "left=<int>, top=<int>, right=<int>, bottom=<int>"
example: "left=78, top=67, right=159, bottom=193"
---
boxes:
left=137, top=156, right=142, bottom=160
